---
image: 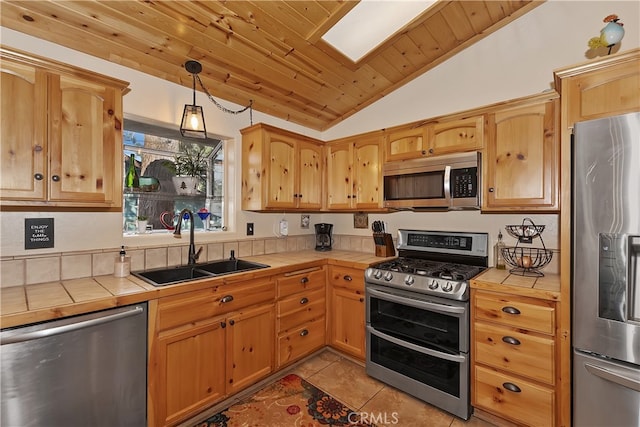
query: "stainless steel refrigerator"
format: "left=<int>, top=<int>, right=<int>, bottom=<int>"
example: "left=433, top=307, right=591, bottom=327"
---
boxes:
left=572, top=112, right=640, bottom=427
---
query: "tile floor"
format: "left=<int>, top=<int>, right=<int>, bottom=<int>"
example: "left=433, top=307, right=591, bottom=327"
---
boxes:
left=185, top=348, right=495, bottom=427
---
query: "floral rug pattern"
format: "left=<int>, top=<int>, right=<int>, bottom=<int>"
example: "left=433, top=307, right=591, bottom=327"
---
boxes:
left=196, top=374, right=373, bottom=427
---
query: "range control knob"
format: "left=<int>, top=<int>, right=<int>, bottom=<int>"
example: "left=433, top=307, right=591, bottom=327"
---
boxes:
left=383, top=272, right=393, bottom=281
left=442, top=282, right=454, bottom=292
left=428, top=279, right=439, bottom=290
left=404, top=276, right=415, bottom=286
left=373, top=270, right=383, bottom=280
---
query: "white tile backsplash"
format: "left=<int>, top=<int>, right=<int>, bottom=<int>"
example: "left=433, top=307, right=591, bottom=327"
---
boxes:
left=1, top=234, right=557, bottom=288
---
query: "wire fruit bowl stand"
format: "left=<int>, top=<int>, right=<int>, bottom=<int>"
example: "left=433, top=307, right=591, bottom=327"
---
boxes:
left=502, top=218, right=553, bottom=277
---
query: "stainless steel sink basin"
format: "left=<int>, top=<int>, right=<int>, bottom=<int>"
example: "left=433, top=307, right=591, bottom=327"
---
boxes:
left=131, top=259, right=270, bottom=286
left=197, top=259, right=270, bottom=275
left=132, top=265, right=213, bottom=286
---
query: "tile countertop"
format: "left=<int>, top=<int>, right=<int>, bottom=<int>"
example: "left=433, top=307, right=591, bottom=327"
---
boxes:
left=470, top=267, right=561, bottom=302
left=0, top=250, right=392, bottom=329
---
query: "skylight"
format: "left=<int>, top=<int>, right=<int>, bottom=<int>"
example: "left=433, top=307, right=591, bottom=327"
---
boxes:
left=322, top=0, right=436, bottom=62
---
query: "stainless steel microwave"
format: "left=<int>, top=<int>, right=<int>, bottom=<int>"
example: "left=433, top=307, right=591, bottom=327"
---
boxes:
left=383, top=151, right=481, bottom=210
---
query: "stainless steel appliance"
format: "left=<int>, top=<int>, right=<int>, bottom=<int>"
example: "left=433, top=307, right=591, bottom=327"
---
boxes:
left=572, top=112, right=640, bottom=427
left=365, top=229, right=488, bottom=420
left=1, top=303, right=148, bottom=427
left=315, top=223, right=333, bottom=251
left=383, top=152, right=480, bottom=210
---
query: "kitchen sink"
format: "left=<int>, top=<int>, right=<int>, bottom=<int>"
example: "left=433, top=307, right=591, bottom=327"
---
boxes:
left=132, top=265, right=213, bottom=286
left=197, top=259, right=270, bottom=275
left=132, top=259, right=270, bottom=286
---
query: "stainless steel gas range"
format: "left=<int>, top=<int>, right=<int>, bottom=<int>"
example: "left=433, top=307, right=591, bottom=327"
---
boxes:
left=365, top=229, right=488, bottom=420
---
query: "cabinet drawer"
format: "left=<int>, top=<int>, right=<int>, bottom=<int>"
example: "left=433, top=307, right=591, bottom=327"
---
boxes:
left=328, top=265, right=365, bottom=291
left=474, top=291, right=555, bottom=335
left=158, top=278, right=275, bottom=331
left=277, top=268, right=325, bottom=298
left=277, top=316, right=326, bottom=367
left=278, top=288, right=326, bottom=332
left=474, top=365, right=554, bottom=427
left=474, top=322, right=555, bottom=385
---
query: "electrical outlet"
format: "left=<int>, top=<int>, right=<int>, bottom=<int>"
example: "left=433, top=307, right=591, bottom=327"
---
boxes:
left=279, top=219, right=288, bottom=236
left=246, top=223, right=254, bottom=236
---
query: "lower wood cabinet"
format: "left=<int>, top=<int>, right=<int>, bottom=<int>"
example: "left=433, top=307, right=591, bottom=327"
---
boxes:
left=328, top=265, right=366, bottom=360
left=276, top=267, right=326, bottom=368
left=471, top=289, right=558, bottom=426
left=151, top=278, right=275, bottom=427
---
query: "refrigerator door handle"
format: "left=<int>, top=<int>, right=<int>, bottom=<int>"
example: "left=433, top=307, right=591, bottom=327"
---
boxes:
left=585, top=362, right=640, bottom=392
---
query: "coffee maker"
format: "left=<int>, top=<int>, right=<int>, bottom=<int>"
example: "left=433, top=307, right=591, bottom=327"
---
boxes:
left=314, top=223, right=333, bottom=251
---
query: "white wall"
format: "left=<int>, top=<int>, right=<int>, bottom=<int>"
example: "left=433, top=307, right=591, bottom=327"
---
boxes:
left=1, top=0, right=638, bottom=260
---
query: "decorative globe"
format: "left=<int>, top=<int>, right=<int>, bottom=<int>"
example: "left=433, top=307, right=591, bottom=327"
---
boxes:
left=601, top=21, right=625, bottom=47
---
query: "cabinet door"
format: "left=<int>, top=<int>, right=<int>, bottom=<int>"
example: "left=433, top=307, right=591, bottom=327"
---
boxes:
left=48, top=73, right=121, bottom=205
left=385, top=126, right=429, bottom=161
left=226, top=304, right=274, bottom=395
left=297, top=140, right=323, bottom=209
left=156, top=319, right=226, bottom=426
left=330, top=287, right=366, bottom=359
left=431, top=116, right=484, bottom=155
left=326, top=142, right=352, bottom=210
left=0, top=60, right=47, bottom=200
left=353, top=137, right=382, bottom=210
left=564, top=59, right=640, bottom=124
left=265, top=134, right=297, bottom=209
left=485, top=100, right=558, bottom=210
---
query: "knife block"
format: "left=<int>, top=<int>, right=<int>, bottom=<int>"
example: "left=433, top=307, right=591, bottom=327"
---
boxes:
left=373, top=233, right=395, bottom=257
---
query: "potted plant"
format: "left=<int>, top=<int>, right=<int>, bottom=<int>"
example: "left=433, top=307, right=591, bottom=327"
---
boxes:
left=137, top=215, right=149, bottom=233
left=164, top=143, right=210, bottom=195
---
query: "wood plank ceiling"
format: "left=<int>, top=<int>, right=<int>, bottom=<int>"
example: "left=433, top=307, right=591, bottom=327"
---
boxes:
left=1, top=1, right=543, bottom=131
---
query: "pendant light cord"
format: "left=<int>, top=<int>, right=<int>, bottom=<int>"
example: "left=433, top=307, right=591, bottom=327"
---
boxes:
left=195, top=74, right=253, bottom=124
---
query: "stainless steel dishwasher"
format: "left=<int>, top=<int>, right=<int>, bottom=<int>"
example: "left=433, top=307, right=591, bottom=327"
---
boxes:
left=1, top=302, right=147, bottom=427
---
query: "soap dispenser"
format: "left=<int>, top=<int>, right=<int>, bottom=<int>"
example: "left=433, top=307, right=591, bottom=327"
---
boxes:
left=114, top=245, right=131, bottom=277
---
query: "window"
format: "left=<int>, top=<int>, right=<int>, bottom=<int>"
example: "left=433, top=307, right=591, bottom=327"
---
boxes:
left=122, top=119, right=224, bottom=234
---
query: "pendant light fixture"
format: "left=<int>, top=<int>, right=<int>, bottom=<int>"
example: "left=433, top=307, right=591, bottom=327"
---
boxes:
left=180, top=60, right=207, bottom=139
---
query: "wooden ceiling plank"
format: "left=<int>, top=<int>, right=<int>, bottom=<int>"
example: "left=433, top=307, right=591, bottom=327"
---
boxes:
left=220, top=2, right=362, bottom=88
left=440, top=1, right=476, bottom=41
left=0, top=2, right=184, bottom=82
left=392, top=34, right=430, bottom=68
left=424, top=11, right=459, bottom=52
left=407, top=23, right=444, bottom=64
left=143, top=1, right=353, bottom=114
left=485, top=1, right=509, bottom=22
left=459, top=1, right=494, bottom=34
left=379, top=46, right=414, bottom=78
left=250, top=0, right=318, bottom=39
left=61, top=1, right=192, bottom=57
left=306, top=1, right=357, bottom=43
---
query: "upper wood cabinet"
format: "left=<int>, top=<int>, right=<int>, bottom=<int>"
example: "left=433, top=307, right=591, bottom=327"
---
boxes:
left=0, top=47, right=128, bottom=209
left=385, top=115, right=484, bottom=161
left=326, top=132, right=384, bottom=211
left=483, top=94, right=559, bottom=211
left=554, top=48, right=640, bottom=126
left=241, top=123, right=323, bottom=211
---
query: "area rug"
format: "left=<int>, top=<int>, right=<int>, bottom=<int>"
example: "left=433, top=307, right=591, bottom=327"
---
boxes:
left=195, top=373, right=374, bottom=427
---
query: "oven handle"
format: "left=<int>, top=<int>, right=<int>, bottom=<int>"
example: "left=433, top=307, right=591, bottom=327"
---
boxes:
left=367, top=287, right=465, bottom=315
left=367, top=326, right=466, bottom=363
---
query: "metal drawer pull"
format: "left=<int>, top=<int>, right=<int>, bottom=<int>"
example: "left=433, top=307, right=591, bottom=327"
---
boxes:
left=229, top=319, right=235, bottom=326
left=299, top=329, right=309, bottom=336
left=34, top=173, right=44, bottom=181
left=503, top=382, right=521, bottom=393
left=300, top=277, right=309, bottom=284
left=220, top=295, right=234, bottom=303
left=300, top=297, right=309, bottom=305
left=501, top=306, right=521, bottom=315
left=502, top=336, right=521, bottom=346
left=343, top=275, right=352, bottom=281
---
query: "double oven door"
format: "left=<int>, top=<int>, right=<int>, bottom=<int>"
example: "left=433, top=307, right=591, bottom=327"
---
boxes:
left=365, top=283, right=471, bottom=420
